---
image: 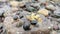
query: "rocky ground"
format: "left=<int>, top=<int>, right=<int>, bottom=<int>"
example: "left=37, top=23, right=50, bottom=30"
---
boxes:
left=0, top=0, right=60, bottom=34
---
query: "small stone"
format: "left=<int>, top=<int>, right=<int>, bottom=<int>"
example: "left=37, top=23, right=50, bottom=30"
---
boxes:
left=26, top=13, right=35, bottom=21
left=26, top=6, right=36, bottom=12
left=50, top=31, right=57, bottom=34
left=16, top=20, right=24, bottom=27
left=16, top=11, right=20, bottom=15
left=0, top=11, right=5, bottom=17
left=4, top=17, right=14, bottom=24
left=37, top=18, right=42, bottom=23
left=13, top=15, right=18, bottom=20
left=53, top=25, right=59, bottom=30
left=58, top=24, right=60, bottom=30
left=0, top=0, right=8, bottom=2
left=16, top=0, right=22, bottom=1
left=11, top=7, right=19, bottom=12
left=34, top=14, right=40, bottom=19
left=4, top=11, right=11, bottom=17
left=0, top=23, right=5, bottom=34
left=45, top=4, right=56, bottom=11
left=31, top=20, right=37, bottom=25
left=19, top=14, right=23, bottom=19
left=10, top=1, right=19, bottom=7
left=37, top=9, right=49, bottom=16
left=18, top=1, right=25, bottom=7
left=54, top=9, right=60, bottom=18
left=23, top=23, right=31, bottom=31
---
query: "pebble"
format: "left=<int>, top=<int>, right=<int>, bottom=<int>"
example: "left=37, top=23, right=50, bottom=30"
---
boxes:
left=45, top=4, right=56, bottom=11
left=11, top=7, right=19, bottom=12
left=9, top=1, right=19, bottom=7
left=54, top=9, right=60, bottom=17
left=0, top=11, right=5, bottom=17
left=18, top=1, right=25, bottom=7
left=16, top=20, right=24, bottom=27
left=26, top=6, right=36, bottom=12
left=53, top=25, right=59, bottom=30
left=13, top=15, right=18, bottom=20
left=50, top=31, right=57, bottom=34
left=37, top=9, right=49, bottom=16
left=31, top=20, right=37, bottom=25
left=23, top=22, right=31, bottom=31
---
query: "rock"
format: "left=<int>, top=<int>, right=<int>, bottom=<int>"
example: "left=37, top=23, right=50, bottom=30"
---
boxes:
left=13, top=15, right=18, bottom=20
left=0, top=0, right=8, bottom=2
left=45, top=4, right=56, bottom=11
left=11, top=7, right=19, bottom=12
left=27, top=13, right=37, bottom=21
left=23, top=0, right=34, bottom=2
left=50, top=31, right=57, bottom=34
left=37, top=17, right=42, bottom=23
left=37, top=9, right=49, bottom=16
left=54, top=9, right=60, bottom=18
left=16, top=0, right=22, bottom=1
left=53, top=25, right=59, bottom=30
left=57, top=30, right=60, bottom=34
left=4, top=11, right=12, bottom=17
left=52, top=0, right=60, bottom=3
left=9, top=1, right=19, bottom=7
left=18, top=1, right=25, bottom=7
left=30, top=3, right=40, bottom=10
left=38, top=0, right=46, bottom=3
left=26, top=6, right=36, bottom=12
left=0, top=23, right=6, bottom=34
left=30, top=20, right=37, bottom=25
left=58, top=24, right=60, bottom=30
left=0, top=10, right=5, bottom=17
left=23, top=22, right=31, bottom=31
left=56, top=18, right=60, bottom=22
left=16, top=20, right=24, bottom=27
left=4, top=17, right=14, bottom=29
left=16, top=11, right=21, bottom=15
